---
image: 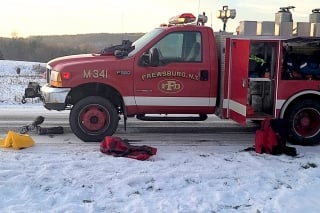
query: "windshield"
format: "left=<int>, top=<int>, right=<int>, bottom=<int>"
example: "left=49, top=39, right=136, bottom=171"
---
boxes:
left=128, top=28, right=164, bottom=56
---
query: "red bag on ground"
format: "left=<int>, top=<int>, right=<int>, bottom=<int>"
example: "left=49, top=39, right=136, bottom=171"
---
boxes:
left=255, top=118, right=281, bottom=154
left=100, top=136, right=157, bottom=160
left=255, top=118, right=297, bottom=156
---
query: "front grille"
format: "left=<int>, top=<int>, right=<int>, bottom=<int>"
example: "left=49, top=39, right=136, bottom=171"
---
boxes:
left=46, top=67, right=51, bottom=83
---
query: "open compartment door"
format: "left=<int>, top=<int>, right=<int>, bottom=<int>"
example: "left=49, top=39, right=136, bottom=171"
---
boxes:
left=227, top=39, right=250, bottom=125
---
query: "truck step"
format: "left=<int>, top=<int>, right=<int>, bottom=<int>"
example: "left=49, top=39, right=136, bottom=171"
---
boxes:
left=136, top=114, right=208, bottom=121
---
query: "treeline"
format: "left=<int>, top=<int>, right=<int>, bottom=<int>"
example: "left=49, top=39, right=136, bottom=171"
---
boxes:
left=0, top=37, right=88, bottom=62
left=0, top=33, right=143, bottom=63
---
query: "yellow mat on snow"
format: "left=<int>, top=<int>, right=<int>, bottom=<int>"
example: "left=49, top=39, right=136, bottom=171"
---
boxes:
left=0, top=130, right=34, bottom=149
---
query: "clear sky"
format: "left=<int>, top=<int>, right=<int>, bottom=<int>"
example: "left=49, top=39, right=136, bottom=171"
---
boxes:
left=0, top=0, right=317, bottom=37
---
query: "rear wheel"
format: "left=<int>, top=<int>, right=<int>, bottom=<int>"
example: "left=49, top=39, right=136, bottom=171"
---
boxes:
left=286, top=99, right=320, bottom=145
left=69, top=96, right=119, bottom=142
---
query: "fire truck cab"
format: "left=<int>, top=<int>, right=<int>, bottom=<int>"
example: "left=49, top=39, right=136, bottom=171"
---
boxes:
left=36, top=10, right=320, bottom=144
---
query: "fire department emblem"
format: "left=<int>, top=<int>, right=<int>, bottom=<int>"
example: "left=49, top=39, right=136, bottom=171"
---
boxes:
left=158, top=79, right=183, bottom=93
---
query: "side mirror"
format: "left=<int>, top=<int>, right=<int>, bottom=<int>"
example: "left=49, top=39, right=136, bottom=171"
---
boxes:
left=139, top=48, right=160, bottom=66
left=140, top=52, right=150, bottom=66
left=149, top=47, right=160, bottom=67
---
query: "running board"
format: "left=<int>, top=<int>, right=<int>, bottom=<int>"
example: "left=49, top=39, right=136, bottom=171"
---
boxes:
left=136, top=114, right=208, bottom=121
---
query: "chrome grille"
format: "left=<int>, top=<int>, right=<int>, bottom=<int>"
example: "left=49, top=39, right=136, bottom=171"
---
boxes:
left=46, top=67, right=51, bottom=84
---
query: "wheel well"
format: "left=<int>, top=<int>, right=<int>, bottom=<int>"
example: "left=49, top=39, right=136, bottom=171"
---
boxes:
left=283, top=93, right=320, bottom=118
left=67, top=83, right=123, bottom=113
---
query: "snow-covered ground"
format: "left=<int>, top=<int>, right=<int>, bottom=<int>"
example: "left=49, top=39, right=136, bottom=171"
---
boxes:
left=0, top=61, right=320, bottom=213
left=0, top=60, right=46, bottom=104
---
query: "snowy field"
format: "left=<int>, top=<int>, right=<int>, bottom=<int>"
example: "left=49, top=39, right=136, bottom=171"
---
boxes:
left=0, top=60, right=46, bottom=104
left=0, top=60, right=320, bottom=213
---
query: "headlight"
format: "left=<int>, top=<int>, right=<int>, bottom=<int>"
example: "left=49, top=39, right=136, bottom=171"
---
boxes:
left=50, top=70, right=71, bottom=87
left=50, top=70, right=62, bottom=87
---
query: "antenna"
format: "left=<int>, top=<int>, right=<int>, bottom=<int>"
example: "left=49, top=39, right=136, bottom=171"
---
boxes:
left=121, top=12, right=124, bottom=40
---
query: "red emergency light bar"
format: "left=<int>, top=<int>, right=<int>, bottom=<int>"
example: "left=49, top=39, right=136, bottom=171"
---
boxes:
left=168, top=13, right=196, bottom=25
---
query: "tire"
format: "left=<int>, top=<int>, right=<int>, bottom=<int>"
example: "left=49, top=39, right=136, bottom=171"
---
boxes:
left=285, top=99, right=320, bottom=145
left=21, top=97, right=26, bottom=104
left=69, top=96, right=119, bottom=142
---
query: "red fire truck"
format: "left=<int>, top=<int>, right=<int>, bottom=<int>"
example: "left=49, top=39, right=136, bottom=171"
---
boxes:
left=29, top=10, right=320, bottom=144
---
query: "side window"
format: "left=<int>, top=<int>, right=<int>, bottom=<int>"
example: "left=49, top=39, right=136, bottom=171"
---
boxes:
left=184, top=32, right=202, bottom=62
left=154, top=33, right=183, bottom=58
left=282, top=40, right=320, bottom=81
left=153, top=31, right=202, bottom=63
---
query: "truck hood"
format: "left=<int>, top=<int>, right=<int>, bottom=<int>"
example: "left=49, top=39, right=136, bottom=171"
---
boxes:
left=48, top=54, right=116, bottom=68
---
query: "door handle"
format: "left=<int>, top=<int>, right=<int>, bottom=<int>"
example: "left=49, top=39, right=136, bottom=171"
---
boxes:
left=242, top=78, right=248, bottom=88
left=200, top=70, right=208, bottom=81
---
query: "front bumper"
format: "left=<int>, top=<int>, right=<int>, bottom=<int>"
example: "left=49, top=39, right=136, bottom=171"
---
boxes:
left=41, top=84, right=71, bottom=111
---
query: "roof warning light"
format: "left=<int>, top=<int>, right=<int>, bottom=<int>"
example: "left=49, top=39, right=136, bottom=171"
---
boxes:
left=168, top=13, right=196, bottom=25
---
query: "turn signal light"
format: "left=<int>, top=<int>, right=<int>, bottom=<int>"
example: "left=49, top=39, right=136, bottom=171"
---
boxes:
left=62, top=72, right=71, bottom=79
left=50, top=71, right=71, bottom=87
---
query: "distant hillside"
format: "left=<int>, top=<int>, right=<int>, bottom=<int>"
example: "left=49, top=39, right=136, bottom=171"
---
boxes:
left=0, top=33, right=144, bottom=62
left=30, top=33, right=144, bottom=50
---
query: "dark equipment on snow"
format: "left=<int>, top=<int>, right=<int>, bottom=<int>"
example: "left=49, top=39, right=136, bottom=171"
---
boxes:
left=19, top=116, right=45, bottom=134
left=21, top=82, right=43, bottom=104
left=19, top=116, right=64, bottom=135
left=38, top=126, right=64, bottom=135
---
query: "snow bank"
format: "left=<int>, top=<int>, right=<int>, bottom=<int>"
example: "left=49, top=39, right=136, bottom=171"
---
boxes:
left=0, top=139, right=319, bottom=213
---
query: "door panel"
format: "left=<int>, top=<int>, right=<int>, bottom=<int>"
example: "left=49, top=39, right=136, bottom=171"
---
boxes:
left=133, top=30, right=213, bottom=114
left=228, top=39, right=250, bottom=125
left=134, top=62, right=211, bottom=114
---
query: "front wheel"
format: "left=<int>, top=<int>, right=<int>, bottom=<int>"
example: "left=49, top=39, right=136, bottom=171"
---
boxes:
left=69, top=96, right=119, bottom=142
left=286, top=99, right=320, bottom=145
